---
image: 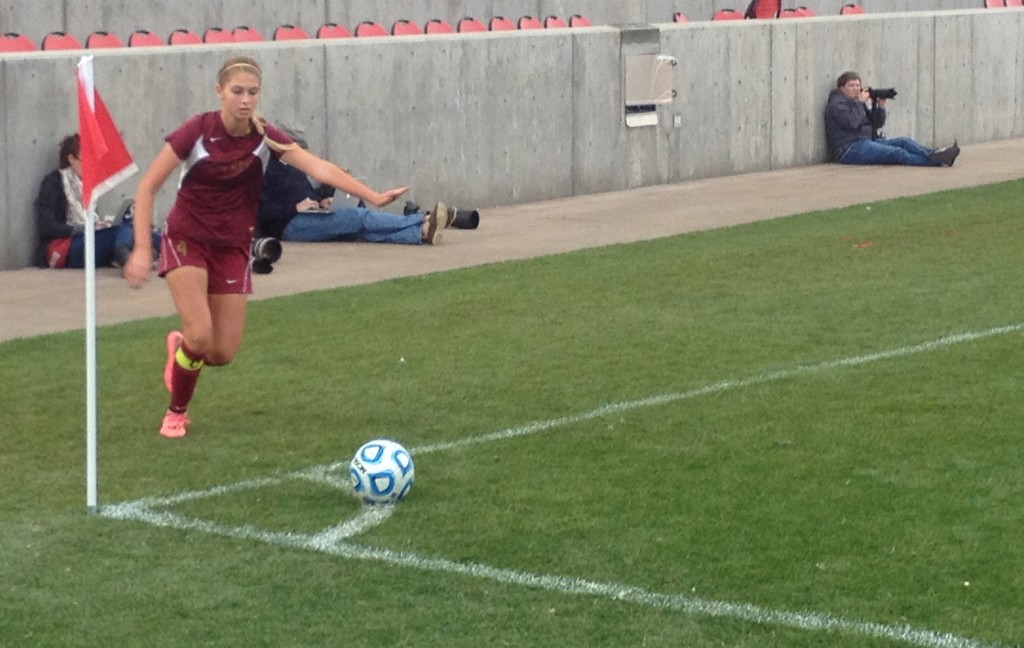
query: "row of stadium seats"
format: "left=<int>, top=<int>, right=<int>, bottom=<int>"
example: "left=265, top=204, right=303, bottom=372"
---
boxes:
left=677, top=4, right=863, bottom=22
left=691, top=0, right=1023, bottom=21
left=6, top=1, right=1019, bottom=52
left=0, top=15, right=594, bottom=53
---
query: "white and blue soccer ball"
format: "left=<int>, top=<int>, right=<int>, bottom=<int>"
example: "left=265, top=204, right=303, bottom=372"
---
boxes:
left=349, top=439, right=415, bottom=504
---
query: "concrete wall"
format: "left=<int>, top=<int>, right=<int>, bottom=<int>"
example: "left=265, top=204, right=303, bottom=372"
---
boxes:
left=1, top=8, right=1023, bottom=268
left=0, top=0, right=999, bottom=43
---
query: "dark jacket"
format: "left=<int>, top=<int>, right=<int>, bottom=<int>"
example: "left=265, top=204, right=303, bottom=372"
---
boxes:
left=34, top=169, right=82, bottom=267
left=823, top=89, right=887, bottom=162
left=256, top=158, right=334, bottom=239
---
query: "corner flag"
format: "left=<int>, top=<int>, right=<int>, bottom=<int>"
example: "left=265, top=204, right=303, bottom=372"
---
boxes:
left=77, top=56, right=137, bottom=512
left=76, top=56, right=137, bottom=209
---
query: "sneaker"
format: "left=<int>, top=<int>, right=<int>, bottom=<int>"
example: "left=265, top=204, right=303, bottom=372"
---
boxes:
left=160, top=409, right=191, bottom=438
left=425, top=203, right=447, bottom=245
left=164, top=330, right=184, bottom=393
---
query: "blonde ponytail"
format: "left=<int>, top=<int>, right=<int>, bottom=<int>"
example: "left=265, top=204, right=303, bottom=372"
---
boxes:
left=251, top=114, right=299, bottom=153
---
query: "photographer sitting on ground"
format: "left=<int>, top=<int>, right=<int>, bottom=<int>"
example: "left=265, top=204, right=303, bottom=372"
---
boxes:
left=824, top=71, right=959, bottom=167
left=35, top=134, right=161, bottom=268
left=257, top=126, right=448, bottom=246
left=258, top=156, right=445, bottom=246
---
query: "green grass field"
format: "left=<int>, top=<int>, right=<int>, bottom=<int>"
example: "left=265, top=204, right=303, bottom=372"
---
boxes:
left=2, top=181, right=1023, bottom=647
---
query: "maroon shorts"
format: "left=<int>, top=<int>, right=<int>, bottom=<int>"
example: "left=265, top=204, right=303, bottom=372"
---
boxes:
left=158, top=230, right=252, bottom=294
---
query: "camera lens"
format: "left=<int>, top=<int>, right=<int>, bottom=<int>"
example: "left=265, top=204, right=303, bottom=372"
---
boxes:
left=251, top=237, right=282, bottom=263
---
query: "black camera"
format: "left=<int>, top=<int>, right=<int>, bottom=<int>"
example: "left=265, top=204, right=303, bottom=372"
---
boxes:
left=250, top=237, right=282, bottom=275
left=867, top=87, right=898, bottom=100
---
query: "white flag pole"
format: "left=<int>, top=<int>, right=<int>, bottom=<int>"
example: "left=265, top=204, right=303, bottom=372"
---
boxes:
left=78, top=54, right=100, bottom=514
left=85, top=199, right=99, bottom=513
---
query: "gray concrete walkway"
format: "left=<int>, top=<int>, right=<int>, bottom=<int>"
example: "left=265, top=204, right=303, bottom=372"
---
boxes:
left=3, top=137, right=1023, bottom=343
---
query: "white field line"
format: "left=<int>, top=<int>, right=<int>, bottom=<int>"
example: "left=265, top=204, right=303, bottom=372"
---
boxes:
left=99, top=323, right=1023, bottom=648
left=99, top=501, right=1010, bottom=648
left=409, top=322, right=1024, bottom=457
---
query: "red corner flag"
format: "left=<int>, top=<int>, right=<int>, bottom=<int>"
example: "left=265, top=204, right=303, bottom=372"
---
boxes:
left=76, top=56, right=137, bottom=209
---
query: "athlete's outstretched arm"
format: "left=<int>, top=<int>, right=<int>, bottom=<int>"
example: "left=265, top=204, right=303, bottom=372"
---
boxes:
left=280, top=147, right=408, bottom=208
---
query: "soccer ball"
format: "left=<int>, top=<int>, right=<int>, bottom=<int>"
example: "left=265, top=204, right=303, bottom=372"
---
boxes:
left=349, top=439, right=415, bottom=504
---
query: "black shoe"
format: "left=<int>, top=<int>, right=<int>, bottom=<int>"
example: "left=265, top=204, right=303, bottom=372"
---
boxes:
left=251, top=259, right=274, bottom=274
left=403, top=200, right=421, bottom=216
left=946, top=140, right=960, bottom=167
left=112, top=245, right=131, bottom=268
left=930, top=140, right=960, bottom=167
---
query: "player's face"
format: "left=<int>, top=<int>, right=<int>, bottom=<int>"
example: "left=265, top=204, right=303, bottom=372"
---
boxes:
left=216, top=71, right=261, bottom=125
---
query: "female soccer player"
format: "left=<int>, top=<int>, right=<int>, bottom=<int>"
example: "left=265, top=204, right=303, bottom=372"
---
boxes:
left=123, top=56, right=410, bottom=438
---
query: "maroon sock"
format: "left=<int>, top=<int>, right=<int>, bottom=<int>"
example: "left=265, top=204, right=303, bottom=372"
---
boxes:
left=169, top=342, right=204, bottom=413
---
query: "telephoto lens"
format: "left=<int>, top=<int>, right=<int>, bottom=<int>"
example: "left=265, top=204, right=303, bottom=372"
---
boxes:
left=867, top=87, right=897, bottom=101
left=251, top=237, right=282, bottom=274
left=449, top=208, right=480, bottom=229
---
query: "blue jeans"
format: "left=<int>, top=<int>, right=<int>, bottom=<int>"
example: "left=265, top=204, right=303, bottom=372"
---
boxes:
left=839, top=137, right=939, bottom=167
left=283, top=207, right=424, bottom=245
left=66, top=221, right=160, bottom=268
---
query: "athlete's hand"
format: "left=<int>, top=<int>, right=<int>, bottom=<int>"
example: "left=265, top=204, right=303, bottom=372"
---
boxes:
left=370, top=186, right=410, bottom=208
left=123, top=249, right=152, bottom=288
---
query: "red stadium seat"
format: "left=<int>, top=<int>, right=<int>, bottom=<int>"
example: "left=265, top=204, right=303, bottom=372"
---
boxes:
left=840, top=3, right=865, bottom=13
left=985, top=0, right=1005, bottom=6
left=42, top=31, right=83, bottom=50
left=169, top=28, right=202, bottom=45
left=673, top=12, right=690, bottom=22
left=425, top=19, right=455, bottom=34
left=0, top=32, right=37, bottom=52
left=779, top=8, right=801, bottom=17
left=489, top=16, right=515, bottom=31
left=232, top=26, right=263, bottom=42
left=203, top=27, right=234, bottom=43
left=273, top=24, right=309, bottom=40
left=317, top=22, right=352, bottom=39
left=711, top=9, right=744, bottom=20
left=391, top=19, right=422, bottom=35
left=795, top=6, right=816, bottom=15
left=745, top=0, right=781, bottom=18
left=544, top=16, right=568, bottom=28
left=1007, top=0, right=1024, bottom=6
left=457, top=17, right=487, bottom=32
left=518, top=16, right=543, bottom=29
left=355, top=21, right=388, bottom=37
left=128, top=29, right=164, bottom=46
left=569, top=15, right=592, bottom=27
left=86, top=31, right=124, bottom=48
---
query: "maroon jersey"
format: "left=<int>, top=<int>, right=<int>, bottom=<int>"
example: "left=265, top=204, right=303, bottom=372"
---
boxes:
left=164, top=112, right=293, bottom=244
